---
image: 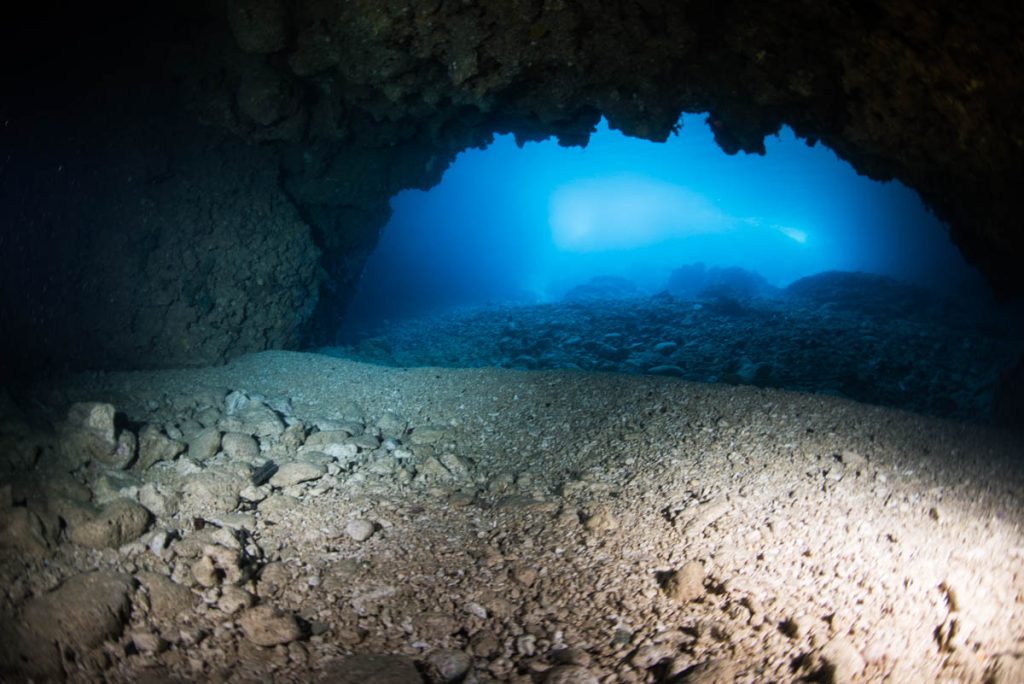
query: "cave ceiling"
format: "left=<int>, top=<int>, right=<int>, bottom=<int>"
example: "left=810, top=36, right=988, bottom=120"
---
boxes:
left=1, top=0, right=1022, bottom=372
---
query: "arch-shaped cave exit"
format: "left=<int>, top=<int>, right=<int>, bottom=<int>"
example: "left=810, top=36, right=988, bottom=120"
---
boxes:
left=320, top=115, right=1021, bottom=424
left=341, top=114, right=981, bottom=334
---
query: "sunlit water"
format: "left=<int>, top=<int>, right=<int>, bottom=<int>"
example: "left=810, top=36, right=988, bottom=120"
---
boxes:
left=342, top=113, right=980, bottom=334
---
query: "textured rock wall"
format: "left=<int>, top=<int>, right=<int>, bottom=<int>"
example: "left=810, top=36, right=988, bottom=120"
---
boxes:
left=1, top=0, right=1021, bottom=375
left=0, top=92, right=320, bottom=374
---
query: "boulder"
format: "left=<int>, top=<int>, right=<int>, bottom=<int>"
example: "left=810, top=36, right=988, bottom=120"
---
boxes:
left=187, top=427, right=222, bottom=462
left=137, top=424, right=186, bottom=471
left=680, top=659, right=736, bottom=684
left=7, top=572, right=133, bottom=677
left=238, top=62, right=299, bottom=126
left=59, top=402, right=119, bottom=468
left=545, top=665, right=600, bottom=684
left=91, top=468, right=142, bottom=505
left=181, top=472, right=245, bottom=515
left=138, top=482, right=181, bottom=518
left=663, top=561, right=706, bottom=603
left=222, top=432, right=261, bottom=462
left=376, top=412, right=408, bottom=437
left=409, top=425, right=447, bottom=446
left=345, top=519, right=376, bottom=542
left=136, top=571, right=197, bottom=621
left=68, top=498, right=151, bottom=549
left=0, top=507, right=51, bottom=556
left=425, top=650, right=472, bottom=683
left=238, top=604, right=303, bottom=646
left=303, top=430, right=354, bottom=448
left=236, top=403, right=285, bottom=438
left=814, top=637, right=866, bottom=684
left=647, top=365, right=686, bottom=378
left=269, top=461, right=326, bottom=487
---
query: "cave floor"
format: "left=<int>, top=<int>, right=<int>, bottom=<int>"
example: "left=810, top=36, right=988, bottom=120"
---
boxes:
left=3, top=351, right=1024, bottom=682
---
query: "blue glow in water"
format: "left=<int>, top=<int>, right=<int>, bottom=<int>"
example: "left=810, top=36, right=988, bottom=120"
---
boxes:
left=342, top=114, right=979, bottom=332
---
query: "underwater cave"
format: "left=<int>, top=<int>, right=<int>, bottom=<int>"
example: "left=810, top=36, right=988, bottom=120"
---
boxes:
left=1, top=1, right=1023, bottom=681
left=334, top=115, right=1018, bottom=425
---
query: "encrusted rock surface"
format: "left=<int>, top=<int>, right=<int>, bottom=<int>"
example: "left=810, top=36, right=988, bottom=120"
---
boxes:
left=2, top=2, right=1023, bottom=373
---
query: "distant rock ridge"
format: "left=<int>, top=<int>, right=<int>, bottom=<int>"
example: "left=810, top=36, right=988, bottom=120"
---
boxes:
left=563, top=276, right=641, bottom=303
left=332, top=270, right=1021, bottom=423
left=667, top=263, right=776, bottom=300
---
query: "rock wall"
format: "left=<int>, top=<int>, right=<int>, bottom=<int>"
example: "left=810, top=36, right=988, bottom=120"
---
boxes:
left=0, top=90, right=320, bottom=375
left=1, top=0, right=1021, bottom=376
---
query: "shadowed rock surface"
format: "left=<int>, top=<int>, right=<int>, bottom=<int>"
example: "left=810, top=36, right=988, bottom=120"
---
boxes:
left=1, top=1, right=1023, bottom=373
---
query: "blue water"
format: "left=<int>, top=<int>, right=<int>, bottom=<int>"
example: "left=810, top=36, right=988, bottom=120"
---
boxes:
left=342, top=113, right=982, bottom=334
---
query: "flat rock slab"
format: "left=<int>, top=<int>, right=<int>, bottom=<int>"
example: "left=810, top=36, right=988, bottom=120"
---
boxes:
left=269, top=461, right=326, bottom=487
left=317, top=654, right=423, bottom=683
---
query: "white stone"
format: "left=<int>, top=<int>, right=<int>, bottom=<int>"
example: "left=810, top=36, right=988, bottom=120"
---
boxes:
left=269, top=461, right=326, bottom=487
left=346, top=519, right=376, bottom=542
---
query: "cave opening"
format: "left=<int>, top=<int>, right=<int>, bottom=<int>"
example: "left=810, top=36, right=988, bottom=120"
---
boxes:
left=343, top=114, right=978, bottom=330
left=327, top=114, right=1020, bottom=424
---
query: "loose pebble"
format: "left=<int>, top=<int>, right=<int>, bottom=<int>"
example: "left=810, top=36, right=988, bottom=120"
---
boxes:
left=345, top=519, right=376, bottom=542
left=663, top=561, right=706, bottom=603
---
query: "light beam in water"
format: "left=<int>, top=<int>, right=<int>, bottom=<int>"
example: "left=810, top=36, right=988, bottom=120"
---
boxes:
left=548, top=174, right=737, bottom=251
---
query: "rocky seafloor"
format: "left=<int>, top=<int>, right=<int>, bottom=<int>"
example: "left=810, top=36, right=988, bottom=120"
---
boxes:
left=1, top=351, right=1023, bottom=682
left=329, top=272, right=1024, bottom=425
